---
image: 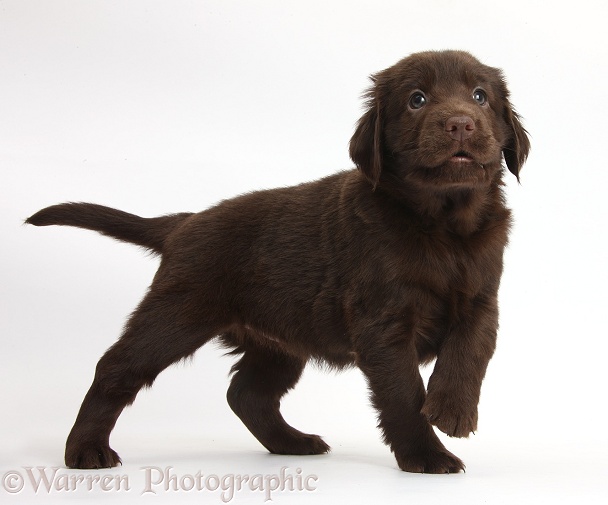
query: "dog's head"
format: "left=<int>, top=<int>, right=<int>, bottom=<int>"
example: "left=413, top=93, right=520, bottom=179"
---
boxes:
left=349, top=51, right=530, bottom=191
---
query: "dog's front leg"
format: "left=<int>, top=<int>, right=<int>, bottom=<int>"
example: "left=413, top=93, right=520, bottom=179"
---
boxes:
left=354, top=319, right=464, bottom=473
left=421, top=294, right=498, bottom=438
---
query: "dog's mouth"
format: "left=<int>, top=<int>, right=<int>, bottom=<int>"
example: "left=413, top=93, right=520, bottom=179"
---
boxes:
left=449, top=150, right=477, bottom=164
left=409, top=146, right=498, bottom=189
left=411, top=149, right=492, bottom=189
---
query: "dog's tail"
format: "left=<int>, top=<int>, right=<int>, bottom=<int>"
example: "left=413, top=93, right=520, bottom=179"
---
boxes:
left=25, top=203, right=193, bottom=255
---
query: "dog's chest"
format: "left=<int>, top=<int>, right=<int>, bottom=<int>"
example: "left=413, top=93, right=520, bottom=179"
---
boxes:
left=342, top=223, right=504, bottom=329
left=393, top=229, right=504, bottom=359
left=391, top=227, right=501, bottom=296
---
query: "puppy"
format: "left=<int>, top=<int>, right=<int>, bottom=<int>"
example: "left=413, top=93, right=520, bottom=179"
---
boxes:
left=27, top=50, right=529, bottom=473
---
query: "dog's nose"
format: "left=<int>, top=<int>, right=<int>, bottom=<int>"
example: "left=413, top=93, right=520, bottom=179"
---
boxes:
left=445, top=116, right=475, bottom=141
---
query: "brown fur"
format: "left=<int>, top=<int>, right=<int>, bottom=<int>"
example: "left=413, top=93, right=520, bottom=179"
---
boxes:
left=26, top=50, right=529, bottom=473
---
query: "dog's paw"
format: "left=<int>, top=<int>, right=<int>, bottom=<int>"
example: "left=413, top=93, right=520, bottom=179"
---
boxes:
left=266, top=433, right=330, bottom=456
left=421, top=391, right=478, bottom=438
left=65, top=444, right=122, bottom=469
left=396, top=446, right=465, bottom=474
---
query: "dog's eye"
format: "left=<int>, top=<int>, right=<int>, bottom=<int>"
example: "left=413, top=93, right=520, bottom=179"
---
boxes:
left=473, top=88, right=488, bottom=105
left=408, top=92, right=427, bottom=110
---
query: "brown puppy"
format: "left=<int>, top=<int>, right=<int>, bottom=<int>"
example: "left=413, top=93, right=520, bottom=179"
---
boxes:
left=27, top=50, right=529, bottom=473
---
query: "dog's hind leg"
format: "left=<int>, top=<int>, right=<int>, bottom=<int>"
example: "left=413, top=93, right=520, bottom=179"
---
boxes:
left=64, top=290, right=221, bottom=469
left=225, top=336, right=330, bottom=455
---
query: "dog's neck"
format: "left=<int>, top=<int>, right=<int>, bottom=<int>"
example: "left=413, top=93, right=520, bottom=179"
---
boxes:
left=374, top=171, right=509, bottom=237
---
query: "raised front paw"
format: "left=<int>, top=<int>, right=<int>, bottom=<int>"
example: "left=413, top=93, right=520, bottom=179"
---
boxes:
left=421, top=390, right=478, bottom=438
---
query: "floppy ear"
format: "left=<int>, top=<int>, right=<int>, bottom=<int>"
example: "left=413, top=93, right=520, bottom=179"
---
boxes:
left=349, top=79, right=383, bottom=189
left=503, top=104, right=530, bottom=181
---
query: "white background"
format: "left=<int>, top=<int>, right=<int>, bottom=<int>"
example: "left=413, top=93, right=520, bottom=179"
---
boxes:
left=1, top=0, right=607, bottom=503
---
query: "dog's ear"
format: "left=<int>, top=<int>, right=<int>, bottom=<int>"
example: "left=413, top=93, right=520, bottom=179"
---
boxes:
left=350, top=77, right=383, bottom=189
left=503, top=104, right=530, bottom=181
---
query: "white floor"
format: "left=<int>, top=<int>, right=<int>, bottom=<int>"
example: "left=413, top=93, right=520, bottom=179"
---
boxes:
left=3, top=433, right=605, bottom=504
